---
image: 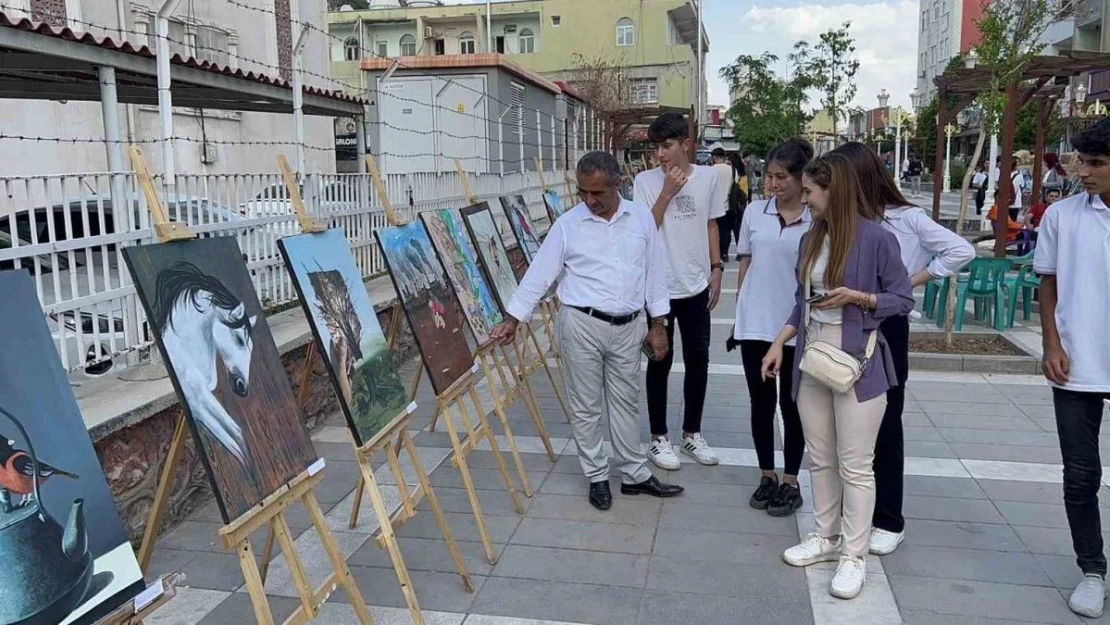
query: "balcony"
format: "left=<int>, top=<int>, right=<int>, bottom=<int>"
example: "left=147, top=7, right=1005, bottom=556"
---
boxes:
left=1076, top=0, right=1102, bottom=29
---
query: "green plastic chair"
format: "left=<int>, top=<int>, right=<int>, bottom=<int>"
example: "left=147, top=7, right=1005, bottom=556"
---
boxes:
left=923, top=272, right=968, bottom=319
left=1004, top=264, right=1041, bottom=327
left=935, top=258, right=1013, bottom=331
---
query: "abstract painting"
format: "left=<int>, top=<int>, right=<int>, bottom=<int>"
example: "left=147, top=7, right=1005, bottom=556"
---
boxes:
left=375, top=222, right=474, bottom=396
left=461, top=203, right=518, bottom=313
left=123, top=237, right=318, bottom=523
left=499, top=195, right=541, bottom=264
left=542, top=189, right=567, bottom=225
left=279, top=229, right=409, bottom=448
left=421, top=209, right=503, bottom=346
left=0, top=270, right=145, bottom=625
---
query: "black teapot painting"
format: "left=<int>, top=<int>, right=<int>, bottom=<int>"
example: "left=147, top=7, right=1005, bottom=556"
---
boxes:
left=0, top=404, right=113, bottom=625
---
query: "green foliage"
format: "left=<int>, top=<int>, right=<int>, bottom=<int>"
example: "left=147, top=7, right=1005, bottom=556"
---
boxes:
left=719, top=52, right=811, bottom=157
left=915, top=96, right=938, bottom=161
left=789, top=22, right=860, bottom=138
left=1014, top=99, right=1063, bottom=150
left=950, top=160, right=969, bottom=187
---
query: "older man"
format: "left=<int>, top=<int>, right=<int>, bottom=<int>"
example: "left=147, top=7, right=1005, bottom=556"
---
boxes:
left=490, top=151, right=684, bottom=510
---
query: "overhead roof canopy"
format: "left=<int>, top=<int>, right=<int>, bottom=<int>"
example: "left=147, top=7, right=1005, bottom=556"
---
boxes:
left=0, top=14, right=366, bottom=116
left=935, top=50, right=1110, bottom=94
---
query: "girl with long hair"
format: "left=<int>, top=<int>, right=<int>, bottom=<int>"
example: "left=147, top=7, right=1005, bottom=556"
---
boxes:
left=1043, top=152, right=1067, bottom=196
left=830, top=141, right=974, bottom=556
left=761, top=153, right=914, bottom=600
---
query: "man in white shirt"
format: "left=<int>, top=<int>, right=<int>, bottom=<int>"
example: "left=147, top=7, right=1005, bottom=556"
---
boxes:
left=634, top=112, right=726, bottom=470
left=491, top=151, right=684, bottom=511
left=711, top=148, right=737, bottom=261
left=995, top=155, right=1025, bottom=220
left=1035, top=118, right=1110, bottom=619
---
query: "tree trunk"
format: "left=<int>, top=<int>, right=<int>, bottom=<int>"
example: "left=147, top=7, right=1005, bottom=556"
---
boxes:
left=944, top=117, right=988, bottom=348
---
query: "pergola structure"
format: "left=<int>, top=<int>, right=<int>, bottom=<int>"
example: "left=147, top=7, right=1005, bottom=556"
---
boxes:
left=931, top=50, right=1110, bottom=257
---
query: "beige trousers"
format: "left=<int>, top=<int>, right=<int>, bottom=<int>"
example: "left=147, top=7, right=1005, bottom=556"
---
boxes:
left=797, top=322, right=888, bottom=558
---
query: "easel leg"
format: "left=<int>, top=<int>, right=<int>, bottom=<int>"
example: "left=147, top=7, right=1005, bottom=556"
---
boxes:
left=358, top=460, right=424, bottom=624
left=258, top=520, right=277, bottom=584
left=440, top=401, right=499, bottom=564
left=461, top=388, right=524, bottom=515
left=236, top=541, right=278, bottom=625
left=296, top=343, right=317, bottom=409
left=527, top=325, right=571, bottom=422
left=303, top=491, right=376, bottom=624
left=347, top=474, right=365, bottom=530
left=477, top=351, right=534, bottom=497
left=138, top=410, right=188, bottom=573
left=273, top=515, right=316, bottom=619
left=506, top=343, right=557, bottom=462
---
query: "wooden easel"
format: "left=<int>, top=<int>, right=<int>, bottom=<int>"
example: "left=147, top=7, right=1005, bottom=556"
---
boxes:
left=130, top=147, right=375, bottom=625
left=95, top=571, right=184, bottom=625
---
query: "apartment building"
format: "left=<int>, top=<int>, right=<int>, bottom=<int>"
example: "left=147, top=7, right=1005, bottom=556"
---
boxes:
left=916, top=0, right=983, bottom=101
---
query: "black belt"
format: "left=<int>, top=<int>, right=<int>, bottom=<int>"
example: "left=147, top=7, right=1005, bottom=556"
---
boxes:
left=570, top=306, right=640, bottom=326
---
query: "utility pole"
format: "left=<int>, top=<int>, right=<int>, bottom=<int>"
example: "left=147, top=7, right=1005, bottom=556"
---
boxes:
left=695, top=0, right=703, bottom=130
left=486, top=0, right=492, bottom=53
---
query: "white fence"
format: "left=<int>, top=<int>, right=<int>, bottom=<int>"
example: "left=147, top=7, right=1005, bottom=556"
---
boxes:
left=0, top=169, right=573, bottom=377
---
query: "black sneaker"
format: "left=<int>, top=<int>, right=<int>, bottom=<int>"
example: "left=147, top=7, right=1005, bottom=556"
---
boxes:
left=749, top=475, right=778, bottom=510
left=767, top=483, right=803, bottom=517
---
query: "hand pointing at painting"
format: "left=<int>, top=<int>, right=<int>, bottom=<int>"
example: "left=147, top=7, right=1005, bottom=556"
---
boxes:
left=490, top=317, right=520, bottom=345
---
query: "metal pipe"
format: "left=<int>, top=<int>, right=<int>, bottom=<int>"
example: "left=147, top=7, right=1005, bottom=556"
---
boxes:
left=98, top=66, right=131, bottom=232
left=486, top=0, right=492, bottom=53
left=156, top=0, right=184, bottom=188
left=293, top=24, right=310, bottom=178
left=695, top=0, right=703, bottom=129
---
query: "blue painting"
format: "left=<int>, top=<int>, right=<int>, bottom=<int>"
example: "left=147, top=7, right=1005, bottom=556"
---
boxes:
left=498, top=195, right=541, bottom=263
left=542, top=190, right=566, bottom=224
left=422, top=210, right=502, bottom=345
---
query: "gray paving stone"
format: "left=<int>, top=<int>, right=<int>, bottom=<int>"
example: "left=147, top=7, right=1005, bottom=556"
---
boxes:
left=469, top=576, right=642, bottom=625
left=157, top=521, right=226, bottom=553
left=949, top=443, right=1063, bottom=464
left=902, top=519, right=1027, bottom=552
left=903, top=495, right=1006, bottom=524
left=526, top=492, right=661, bottom=525
left=698, top=416, right=753, bottom=433
left=929, top=414, right=1043, bottom=431
left=197, top=593, right=300, bottom=625
left=462, top=450, right=557, bottom=473
left=904, top=475, right=989, bottom=500
left=904, top=426, right=946, bottom=442
left=992, top=384, right=1055, bottom=406
left=431, top=466, right=548, bottom=493
left=940, top=428, right=1060, bottom=447
left=882, top=545, right=1053, bottom=586
left=670, top=482, right=761, bottom=507
left=889, top=575, right=1079, bottom=624
left=394, top=510, right=520, bottom=546
left=1034, top=552, right=1086, bottom=589
left=638, top=590, right=814, bottom=625
left=510, top=517, right=656, bottom=554
left=995, top=501, right=1071, bottom=529
left=1032, top=418, right=1059, bottom=433
left=906, top=440, right=959, bottom=458
left=910, top=385, right=1011, bottom=404
left=978, top=479, right=1067, bottom=504
left=492, top=544, right=650, bottom=588
left=344, top=565, right=485, bottom=613
left=664, top=463, right=764, bottom=486
left=659, top=501, right=797, bottom=536
left=904, top=411, right=934, bottom=427
left=1013, top=525, right=1110, bottom=557
left=921, top=401, right=1023, bottom=416
left=171, top=550, right=251, bottom=592
left=416, top=485, right=530, bottom=517
left=645, top=557, right=808, bottom=602
left=901, top=611, right=1056, bottom=624
left=347, top=536, right=496, bottom=576
left=652, top=527, right=798, bottom=565
left=1019, top=404, right=1060, bottom=420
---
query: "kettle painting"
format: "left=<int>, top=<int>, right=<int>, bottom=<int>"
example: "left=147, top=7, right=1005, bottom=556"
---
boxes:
left=0, top=404, right=112, bottom=625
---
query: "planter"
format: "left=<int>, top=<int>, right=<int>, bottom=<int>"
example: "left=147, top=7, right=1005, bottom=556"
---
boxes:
left=907, top=331, right=1040, bottom=374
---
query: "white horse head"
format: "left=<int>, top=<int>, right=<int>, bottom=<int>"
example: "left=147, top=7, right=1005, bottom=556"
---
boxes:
left=213, top=302, right=257, bottom=397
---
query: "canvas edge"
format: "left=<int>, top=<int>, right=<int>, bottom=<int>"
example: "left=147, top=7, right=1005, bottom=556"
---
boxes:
left=418, top=210, right=497, bottom=350
left=459, top=204, right=514, bottom=315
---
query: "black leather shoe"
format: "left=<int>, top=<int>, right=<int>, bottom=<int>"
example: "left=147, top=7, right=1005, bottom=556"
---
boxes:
left=589, top=481, right=612, bottom=510
left=621, top=476, right=684, bottom=498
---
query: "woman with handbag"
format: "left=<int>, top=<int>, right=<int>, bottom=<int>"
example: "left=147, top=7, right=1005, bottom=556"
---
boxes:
left=760, top=153, right=914, bottom=600
left=831, top=142, right=975, bottom=556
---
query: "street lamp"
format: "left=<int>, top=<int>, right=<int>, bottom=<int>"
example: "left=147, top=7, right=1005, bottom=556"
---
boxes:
left=964, top=48, right=979, bottom=70
left=878, top=89, right=890, bottom=108
left=888, top=106, right=908, bottom=190
left=943, top=123, right=956, bottom=193
left=910, top=88, right=922, bottom=111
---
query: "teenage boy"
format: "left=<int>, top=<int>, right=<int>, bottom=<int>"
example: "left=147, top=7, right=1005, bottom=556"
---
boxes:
left=633, top=112, right=725, bottom=470
left=1035, top=117, right=1110, bottom=619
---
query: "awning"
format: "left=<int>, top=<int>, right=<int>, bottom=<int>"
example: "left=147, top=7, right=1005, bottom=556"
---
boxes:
left=666, top=1, right=709, bottom=53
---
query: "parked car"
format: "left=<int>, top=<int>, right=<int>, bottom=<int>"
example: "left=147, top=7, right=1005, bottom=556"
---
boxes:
left=238, top=180, right=361, bottom=218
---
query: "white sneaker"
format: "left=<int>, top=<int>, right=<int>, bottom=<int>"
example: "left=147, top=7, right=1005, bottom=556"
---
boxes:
left=648, top=437, right=681, bottom=470
left=868, top=528, right=905, bottom=555
left=830, top=555, right=866, bottom=599
left=681, top=433, right=719, bottom=466
left=783, top=533, right=842, bottom=567
left=1069, top=574, right=1107, bottom=618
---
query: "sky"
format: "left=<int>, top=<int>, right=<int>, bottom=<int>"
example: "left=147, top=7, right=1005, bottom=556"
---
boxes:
left=440, top=0, right=921, bottom=111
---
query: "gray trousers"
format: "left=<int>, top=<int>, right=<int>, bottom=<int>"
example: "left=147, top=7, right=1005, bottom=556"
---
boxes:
left=557, top=307, right=653, bottom=485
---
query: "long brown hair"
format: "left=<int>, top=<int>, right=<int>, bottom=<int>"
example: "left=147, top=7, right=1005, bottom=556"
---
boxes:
left=800, top=153, right=866, bottom=289
left=829, top=141, right=911, bottom=220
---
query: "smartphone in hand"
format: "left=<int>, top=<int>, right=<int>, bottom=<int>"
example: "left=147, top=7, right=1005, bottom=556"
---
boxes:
left=642, top=340, right=657, bottom=360
left=806, top=293, right=829, bottom=304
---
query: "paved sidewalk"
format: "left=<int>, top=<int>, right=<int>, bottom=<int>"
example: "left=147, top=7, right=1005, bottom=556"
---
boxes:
left=144, top=265, right=1108, bottom=625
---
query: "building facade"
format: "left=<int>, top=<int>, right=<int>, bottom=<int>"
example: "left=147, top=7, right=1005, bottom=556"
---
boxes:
left=916, top=0, right=983, bottom=101
left=328, top=0, right=706, bottom=112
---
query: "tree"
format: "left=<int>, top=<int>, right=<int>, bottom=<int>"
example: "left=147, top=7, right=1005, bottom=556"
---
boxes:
left=790, top=22, right=860, bottom=141
left=566, top=53, right=641, bottom=152
left=719, top=52, right=810, bottom=157
left=1014, top=100, right=1063, bottom=150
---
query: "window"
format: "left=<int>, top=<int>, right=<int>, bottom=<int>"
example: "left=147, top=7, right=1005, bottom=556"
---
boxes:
left=168, top=19, right=188, bottom=58
left=630, top=78, right=658, bottom=104
left=551, top=15, right=560, bottom=27
left=376, top=41, right=388, bottom=58
left=459, top=31, right=475, bottom=54
left=496, top=36, right=505, bottom=53
left=616, top=17, right=634, bottom=46
left=343, top=37, right=360, bottom=61
left=434, top=38, right=445, bottom=55
left=518, top=28, right=535, bottom=54
left=511, top=82, right=525, bottom=138
left=197, top=26, right=230, bottom=66
left=921, top=11, right=927, bottom=31
left=399, top=34, right=416, bottom=56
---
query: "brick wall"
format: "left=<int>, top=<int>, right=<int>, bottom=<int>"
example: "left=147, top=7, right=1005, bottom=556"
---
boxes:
left=274, top=0, right=293, bottom=82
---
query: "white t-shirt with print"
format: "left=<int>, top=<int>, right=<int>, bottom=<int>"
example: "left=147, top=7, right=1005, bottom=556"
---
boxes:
left=1033, top=192, right=1110, bottom=392
left=634, top=165, right=727, bottom=299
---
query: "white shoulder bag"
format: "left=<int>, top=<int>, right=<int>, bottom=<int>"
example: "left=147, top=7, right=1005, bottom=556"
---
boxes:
left=798, top=275, right=878, bottom=394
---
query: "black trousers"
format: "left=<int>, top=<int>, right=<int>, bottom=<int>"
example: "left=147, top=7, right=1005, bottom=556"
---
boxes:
left=1054, top=387, right=1110, bottom=577
left=873, top=315, right=909, bottom=533
left=975, top=185, right=987, bottom=215
left=646, top=289, right=711, bottom=436
left=717, top=213, right=739, bottom=260
left=739, top=340, right=804, bottom=475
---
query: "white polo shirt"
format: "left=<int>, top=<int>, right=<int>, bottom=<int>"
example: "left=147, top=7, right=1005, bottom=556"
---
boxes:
left=1033, top=192, right=1110, bottom=392
left=634, top=165, right=727, bottom=299
left=733, top=198, right=812, bottom=345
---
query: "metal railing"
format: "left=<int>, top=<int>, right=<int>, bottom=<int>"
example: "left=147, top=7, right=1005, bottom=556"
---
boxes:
left=0, top=168, right=573, bottom=378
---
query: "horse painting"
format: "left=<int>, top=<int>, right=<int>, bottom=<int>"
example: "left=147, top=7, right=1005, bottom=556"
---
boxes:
left=152, top=262, right=257, bottom=467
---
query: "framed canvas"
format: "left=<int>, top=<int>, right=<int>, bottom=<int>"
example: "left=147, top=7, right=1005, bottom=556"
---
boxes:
left=460, top=203, right=518, bottom=313
left=374, top=222, right=474, bottom=396
left=498, top=195, right=541, bottom=263
left=542, top=189, right=567, bottom=225
left=279, top=229, right=409, bottom=448
left=123, top=237, right=318, bottom=523
left=421, top=209, right=503, bottom=346
left=0, top=270, right=145, bottom=625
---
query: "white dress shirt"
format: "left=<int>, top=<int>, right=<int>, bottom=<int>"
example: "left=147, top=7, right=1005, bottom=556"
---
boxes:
left=505, top=199, right=670, bottom=322
left=881, top=205, right=975, bottom=278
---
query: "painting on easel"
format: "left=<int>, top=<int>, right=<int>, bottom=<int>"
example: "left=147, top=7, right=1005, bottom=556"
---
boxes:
left=542, top=189, right=566, bottom=225
left=375, top=222, right=474, bottom=395
left=279, top=229, right=408, bottom=447
left=498, top=195, right=541, bottom=262
left=422, top=209, right=503, bottom=346
left=0, top=270, right=146, bottom=625
left=123, top=237, right=318, bottom=523
left=461, top=203, right=518, bottom=313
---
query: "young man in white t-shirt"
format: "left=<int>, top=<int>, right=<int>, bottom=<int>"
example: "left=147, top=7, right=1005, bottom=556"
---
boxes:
left=633, top=112, right=726, bottom=470
left=1035, top=117, right=1110, bottom=619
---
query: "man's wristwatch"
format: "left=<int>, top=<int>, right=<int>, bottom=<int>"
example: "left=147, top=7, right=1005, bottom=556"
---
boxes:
left=651, top=317, right=668, bottom=327
left=711, top=262, right=724, bottom=272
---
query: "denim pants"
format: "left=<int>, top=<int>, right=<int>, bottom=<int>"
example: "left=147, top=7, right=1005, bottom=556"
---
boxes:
left=646, top=288, right=711, bottom=436
left=1054, top=388, right=1110, bottom=577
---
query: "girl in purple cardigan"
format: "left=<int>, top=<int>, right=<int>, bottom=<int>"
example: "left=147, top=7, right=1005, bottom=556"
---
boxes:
left=760, top=153, right=914, bottom=600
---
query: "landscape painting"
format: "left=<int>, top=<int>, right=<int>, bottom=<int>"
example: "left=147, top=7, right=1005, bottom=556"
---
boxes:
left=123, top=237, right=318, bottom=523
left=0, top=270, right=145, bottom=625
left=421, top=209, right=503, bottom=346
left=542, top=190, right=566, bottom=225
left=375, top=222, right=474, bottom=396
left=461, top=203, right=518, bottom=313
left=279, top=229, right=409, bottom=448
left=499, top=195, right=541, bottom=264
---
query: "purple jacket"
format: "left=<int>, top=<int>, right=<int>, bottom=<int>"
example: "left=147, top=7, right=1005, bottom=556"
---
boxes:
left=787, top=219, right=915, bottom=403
